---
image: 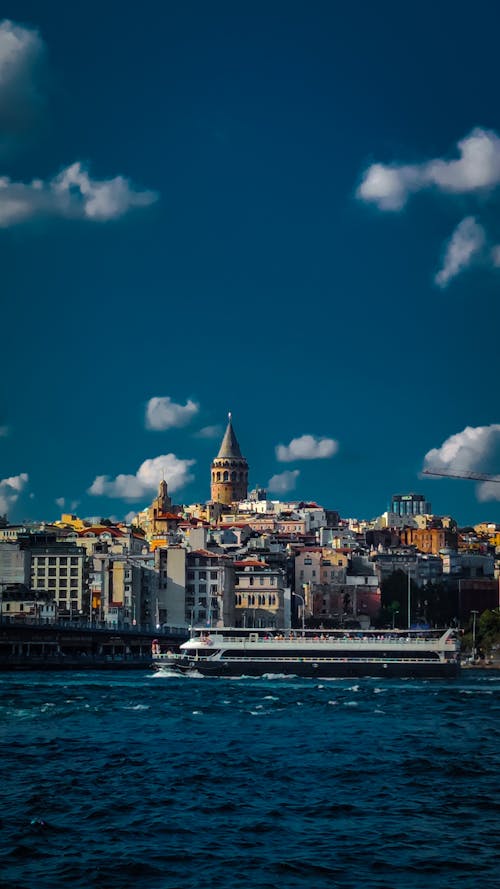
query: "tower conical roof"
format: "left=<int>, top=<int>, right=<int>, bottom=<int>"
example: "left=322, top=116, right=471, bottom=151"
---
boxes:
left=216, top=415, right=243, bottom=459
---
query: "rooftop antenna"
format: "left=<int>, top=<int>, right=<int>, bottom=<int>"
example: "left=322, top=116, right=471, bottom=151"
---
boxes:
left=228, top=411, right=232, bottom=422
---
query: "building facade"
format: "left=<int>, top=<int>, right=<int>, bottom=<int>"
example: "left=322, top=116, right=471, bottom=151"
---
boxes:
left=234, top=559, right=289, bottom=629
left=391, top=494, right=432, bottom=516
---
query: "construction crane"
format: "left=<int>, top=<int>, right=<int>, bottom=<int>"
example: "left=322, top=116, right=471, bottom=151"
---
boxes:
left=422, top=469, right=500, bottom=483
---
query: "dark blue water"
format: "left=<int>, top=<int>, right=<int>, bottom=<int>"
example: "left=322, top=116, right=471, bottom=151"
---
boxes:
left=0, top=669, right=499, bottom=889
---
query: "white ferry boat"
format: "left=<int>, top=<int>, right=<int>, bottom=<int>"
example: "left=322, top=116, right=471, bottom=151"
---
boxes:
left=152, top=627, right=460, bottom=678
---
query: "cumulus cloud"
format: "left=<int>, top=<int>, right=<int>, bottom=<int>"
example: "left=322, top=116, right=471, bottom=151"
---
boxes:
left=124, top=510, right=138, bottom=524
left=145, top=396, right=199, bottom=431
left=194, top=424, right=223, bottom=439
left=0, top=471, right=28, bottom=514
left=0, top=20, right=46, bottom=137
left=0, top=21, right=158, bottom=222
left=55, top=497, right=65, bottom=508
left=88, top=454, right=195, bottom=501
left=267, top=469, right=300, bottom=494
left=424, top=424, right=500, bottom=501
left=276, top=434, right=339, bottom=462
left=0, top=161, right=158, bottom=227
left=424, top=424, right=500, bottom=473
left=435, top=217, right=486, bottom=288
left=358, top=128, right=500, bottom=211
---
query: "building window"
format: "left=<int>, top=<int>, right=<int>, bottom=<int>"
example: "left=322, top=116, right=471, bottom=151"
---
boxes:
left=70, top=558, right=79, bottom=566
left=48, top=568, right=56, bottom=577
left=70, top=569, right=79, bottom=577
left=70, top=579, right=78, bottom=588
left=210, top=571, right=217, bottom=580
left=49, top=557, right=56, bottom=565
left=259, top=577, right=264, bottom=585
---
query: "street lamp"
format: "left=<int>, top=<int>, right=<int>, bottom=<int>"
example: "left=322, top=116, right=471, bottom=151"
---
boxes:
left=471, top=609, right=479, bottom=662
left=392, top=610, right=400, bottom=629
left=294, top=593, right=305, bottom=637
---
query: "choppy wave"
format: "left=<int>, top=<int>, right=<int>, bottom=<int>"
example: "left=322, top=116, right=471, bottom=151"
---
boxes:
left=0, top=669, right=498, bottom=888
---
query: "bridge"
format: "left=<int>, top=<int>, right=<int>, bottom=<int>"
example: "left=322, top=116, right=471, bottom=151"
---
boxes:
left=0, top=620, right=189, bottom=670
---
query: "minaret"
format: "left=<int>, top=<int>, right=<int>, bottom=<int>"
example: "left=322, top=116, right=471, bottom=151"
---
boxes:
left=211, top=413, right=248, bottom=504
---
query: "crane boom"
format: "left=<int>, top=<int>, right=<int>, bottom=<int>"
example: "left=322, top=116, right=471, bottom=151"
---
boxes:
left=422, top=469, right=500, bottom=482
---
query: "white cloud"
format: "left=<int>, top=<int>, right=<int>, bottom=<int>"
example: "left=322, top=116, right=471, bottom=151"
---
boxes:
left=276, top=434, right=339, bottom=462
left=0, top=161, right=158, bottom=227
left=0, top=471, right=28, bottom=514
left=435, top=217, right=486, bottom=288
left=55, top=497, right=65, bottom=508
left=194, top=424, right=223, bottom=439
left=145, top=396, right=199, bottom=431
left=88, top=454, right=195, bottom=501
left=0, top=20, right=46, bottom=136
left=424, top=424, right=500, bottom=473
left=358, top=128, right=500, bottom=211
left=124, top=510, right=138, bottom=524
left=267, top=469, right=300, bottom=494
left=476, top=481, right=500, bottom=502
left=424, top=424, right=500, bottom=501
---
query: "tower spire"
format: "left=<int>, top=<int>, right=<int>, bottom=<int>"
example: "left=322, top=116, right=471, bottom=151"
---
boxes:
left=211, top=414, right=248, bottom=504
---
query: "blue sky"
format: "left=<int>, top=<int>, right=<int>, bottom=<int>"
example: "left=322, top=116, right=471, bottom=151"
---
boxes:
left=2, top=0, right=500, bottom=525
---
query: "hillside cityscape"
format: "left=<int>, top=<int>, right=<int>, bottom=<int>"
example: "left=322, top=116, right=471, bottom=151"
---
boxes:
left=1, top=417, right=499, bottom=655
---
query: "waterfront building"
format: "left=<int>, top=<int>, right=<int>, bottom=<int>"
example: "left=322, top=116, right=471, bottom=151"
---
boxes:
left=0, top=541, right=31, bottom=586
left=90, top=553, right=157, bottom=629
left=154, top=546, right=235, bottom=629
left=1, top=589, right=56, bottom=622
left=210, top=414, right=248, bottom=505
left=186, top=550, right=234, bottom=627
left=234, top=559, right=290, bottom=629
left=27, top=536, right=87, bottom=620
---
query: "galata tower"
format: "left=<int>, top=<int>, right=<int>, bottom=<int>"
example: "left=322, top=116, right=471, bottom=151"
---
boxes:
left=211, top=413, right=248, bottom=504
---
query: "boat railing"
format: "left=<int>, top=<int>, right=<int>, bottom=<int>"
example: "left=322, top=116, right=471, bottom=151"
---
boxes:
left=168, top=654, right=457, bottom=664
left=187, top=634, right=457, bottom=646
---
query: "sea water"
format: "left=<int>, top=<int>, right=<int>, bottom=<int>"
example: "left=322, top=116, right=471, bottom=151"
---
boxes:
left=0, top=670, right=498, bottom=889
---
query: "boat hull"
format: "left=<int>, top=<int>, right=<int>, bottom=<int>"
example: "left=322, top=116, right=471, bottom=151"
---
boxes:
left=158, top=657, right=460, bottom=679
